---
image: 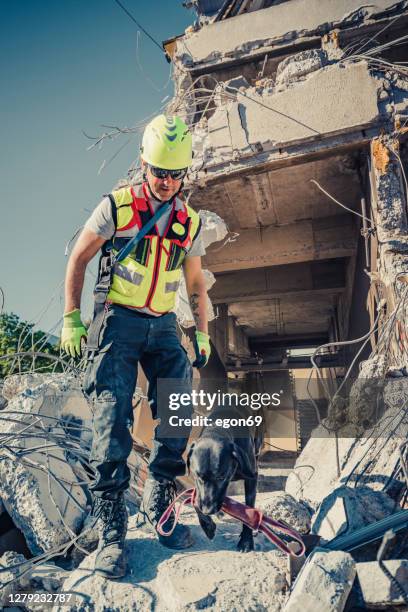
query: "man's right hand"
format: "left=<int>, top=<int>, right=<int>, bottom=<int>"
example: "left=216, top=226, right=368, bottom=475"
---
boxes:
left=61, top=309, right=88, bottom=357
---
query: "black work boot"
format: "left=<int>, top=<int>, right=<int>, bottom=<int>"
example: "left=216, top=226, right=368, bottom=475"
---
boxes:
left=92, top=495, right=128, bottom=579
left=140, top=478, right=193, bottom=549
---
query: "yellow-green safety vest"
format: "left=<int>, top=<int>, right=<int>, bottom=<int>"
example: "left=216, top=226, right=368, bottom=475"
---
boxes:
left=106, top=183, right=201, bottom=314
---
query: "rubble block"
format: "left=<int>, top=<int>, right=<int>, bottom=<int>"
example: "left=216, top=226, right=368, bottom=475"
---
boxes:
left=258, top=492, right=312, bottom=535
left=283, top=549, right=356, bottom=612
left=0, top=551, right=67, bottom=611
left=0, top=375, right=91, bottom=554
left=0, top=385, right=7, bottom=410
left=58, top=508, right=289, bottom=611
left=310, top=486, right=396, bottom=540
left=354, top=559, right=408, bottom=608
left=157, top=550, right=287, bottom=611
left=220, top=490, right=311, bottom=536
left=0, top=551, right=31, bottom=606
left=285, top=430, right=354, bottom=509
left=2, top=373, right=48, bottom=400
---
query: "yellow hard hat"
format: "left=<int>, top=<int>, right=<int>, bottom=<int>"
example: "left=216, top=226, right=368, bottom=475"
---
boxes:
left=141, top=115, right=192, bottom=170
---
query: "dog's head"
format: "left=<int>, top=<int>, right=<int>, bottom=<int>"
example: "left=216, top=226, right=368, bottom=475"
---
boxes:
left=187, top=438, right=254, bottom=515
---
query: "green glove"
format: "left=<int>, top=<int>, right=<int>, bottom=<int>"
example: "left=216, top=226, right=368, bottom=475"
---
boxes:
left=192, top=331, right=211, bottom=368
left=61, top=309, right=88, bottom=357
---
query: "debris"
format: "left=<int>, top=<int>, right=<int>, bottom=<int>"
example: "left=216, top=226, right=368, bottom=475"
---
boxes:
left=0, top=551, right=67, bottom=611
left=57, top=511, right=288, bottom=612
left=173, top=209, right=227, bottom=327
left=0, top=551, right=31, bottom=604
left=286, top=375, right=408, bottom=508
left=2, top=373, right=48, bottom=401
left=310, top=486, right=396, bottom=541
left=224, top=75, right=250, bottom=96
left=0, top=375, right=91, bottom=554
left=322, top=509, right=408, bottom=554
left=283, top=549, right=356, bottom=612
left=157, top=549, right=287, bottom=611
left=275, top=49, right=329, bottom=90
left=353, top=559, right=408, bottom=608
left=257, top=491, right=312, bottom=535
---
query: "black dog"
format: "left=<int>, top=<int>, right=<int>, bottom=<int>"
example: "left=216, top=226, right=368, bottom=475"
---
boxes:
left=187, top=406, right=263, bottom=552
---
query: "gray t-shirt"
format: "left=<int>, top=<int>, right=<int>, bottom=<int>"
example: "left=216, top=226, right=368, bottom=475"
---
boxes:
left=84, top=194, right=205, bottom=316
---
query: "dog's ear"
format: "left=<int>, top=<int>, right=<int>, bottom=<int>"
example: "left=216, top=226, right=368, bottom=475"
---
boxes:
left=231, top=443, right=256, bottom=479
left=186, top=442, right=195, bottom=474
left=195, top=508, right=217, bottom=540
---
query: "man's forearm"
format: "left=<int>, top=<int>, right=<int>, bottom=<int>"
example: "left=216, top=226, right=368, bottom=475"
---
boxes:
left=64, top=257, right=87, bottom=313
left=188, top=283, right=208, bottom=334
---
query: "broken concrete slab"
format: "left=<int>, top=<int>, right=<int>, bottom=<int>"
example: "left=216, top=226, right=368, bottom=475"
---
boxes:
left=157, top=549, right=287, bottom=611
left=177, top=0, right=403, bottom=67
left=354, top=559, right=408, bottom=608
left=283, top=549, right=356, bottom=612
left=195, top=60, right=383, bottom=175
left=310, top=486, right=396, bottom=541
left=0, top=375, right=91, bottom=555
left=57, top=509, right=289, bottom=612
left=236, top=61, right=381, bottom=148
left=174, top=208, right=227, bottom=327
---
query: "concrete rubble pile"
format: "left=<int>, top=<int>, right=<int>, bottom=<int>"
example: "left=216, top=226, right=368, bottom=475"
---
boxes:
left=284, top=359, right=408, bottom=610
left=1, top=370, right=406, bottom=610
left=0, top=373, right=93, bottom=555
left=0, top=385, right=311, bottom=612
left=0, top=373, right=97, bottom=607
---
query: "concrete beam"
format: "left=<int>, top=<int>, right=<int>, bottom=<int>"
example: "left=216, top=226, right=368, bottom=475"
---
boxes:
left=188, top=128, right=378, bottom=190
left=250, top=333, right=328, bottom=350
left=204, top=215, right=357, bottom=273
left=210, top=260, right=346, bottom=303
left=179, top=0, right=402, bottom=68
left=226, top=353, right=343, bottom=372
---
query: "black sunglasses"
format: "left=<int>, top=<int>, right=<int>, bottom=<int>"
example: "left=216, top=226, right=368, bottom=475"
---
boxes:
left=148, top=165, right=188, bottom=181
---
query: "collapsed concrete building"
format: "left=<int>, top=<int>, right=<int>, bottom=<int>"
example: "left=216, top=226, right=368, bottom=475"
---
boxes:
left=1, top=1, right=408, bottom=610
left=162, top=0, right=408, bottom=448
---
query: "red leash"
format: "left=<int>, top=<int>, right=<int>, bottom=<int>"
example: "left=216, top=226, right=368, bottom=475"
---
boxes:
left=157, top=487, right=306, bottom=557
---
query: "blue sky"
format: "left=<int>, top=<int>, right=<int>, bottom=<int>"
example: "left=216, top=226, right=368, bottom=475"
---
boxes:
left=0, top=1, right=193, bottom=335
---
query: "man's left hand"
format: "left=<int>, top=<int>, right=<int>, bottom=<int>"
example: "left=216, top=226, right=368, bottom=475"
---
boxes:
left=193, top=331, right=211, bottom=368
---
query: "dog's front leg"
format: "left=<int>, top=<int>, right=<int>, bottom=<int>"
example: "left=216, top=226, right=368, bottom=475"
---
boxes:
left=237, top=476, right=257, bottom=552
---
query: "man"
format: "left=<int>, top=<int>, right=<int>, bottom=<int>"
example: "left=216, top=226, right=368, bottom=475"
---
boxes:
left=61, top=115, right=211, bottom=578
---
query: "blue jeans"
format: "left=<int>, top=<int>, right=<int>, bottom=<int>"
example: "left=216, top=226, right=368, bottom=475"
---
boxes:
left=84, top=304, right=193, bottom=500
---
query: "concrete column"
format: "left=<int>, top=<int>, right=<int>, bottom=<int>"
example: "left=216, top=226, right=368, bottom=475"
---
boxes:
left=369, top=135, right=408, bottom=366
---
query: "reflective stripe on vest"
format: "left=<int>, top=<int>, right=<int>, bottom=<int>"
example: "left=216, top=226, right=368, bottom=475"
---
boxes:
left=107, top=183, right=201, bottom=314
